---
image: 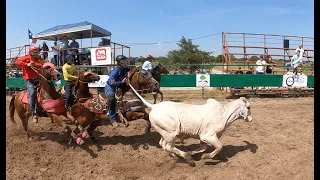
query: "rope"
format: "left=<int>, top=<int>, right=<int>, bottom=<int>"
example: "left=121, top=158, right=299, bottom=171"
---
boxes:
left=30, top=66, right=49, bottom=82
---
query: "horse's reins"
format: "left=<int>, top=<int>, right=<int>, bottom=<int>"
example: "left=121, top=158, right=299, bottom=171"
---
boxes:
left=30, top=66, right=50, bottom=82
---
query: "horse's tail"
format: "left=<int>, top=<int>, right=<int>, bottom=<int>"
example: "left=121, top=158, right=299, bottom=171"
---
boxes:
left=9, top=94, right=17, bottom=124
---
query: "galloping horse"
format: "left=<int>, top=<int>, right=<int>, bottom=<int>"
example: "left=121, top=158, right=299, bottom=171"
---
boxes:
left=151, top=63, right=169, bottom=104
left=67, top=67, right=160, bottom=143
left=9, top=63, right=84, bottom=144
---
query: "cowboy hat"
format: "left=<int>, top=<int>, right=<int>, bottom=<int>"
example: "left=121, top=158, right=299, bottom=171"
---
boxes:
left=147, top=55, right=154, bottom=60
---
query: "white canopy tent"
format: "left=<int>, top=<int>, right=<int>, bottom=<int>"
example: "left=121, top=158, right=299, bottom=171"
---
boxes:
left=33, top=21, right=112, bottom=46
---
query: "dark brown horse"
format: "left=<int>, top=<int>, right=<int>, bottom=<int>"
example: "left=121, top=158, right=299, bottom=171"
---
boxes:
left=151, top=63, right=169, bottom=104
left=9, top=63, right=84, bottom=144
left=67, top=67, right=160, bottom=143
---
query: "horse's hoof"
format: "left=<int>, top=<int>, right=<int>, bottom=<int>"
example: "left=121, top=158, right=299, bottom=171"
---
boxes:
left=81, top=131, right=89, bottom=139
left=76, top=137, right=84, bottom=145
left=188, top=161, right=196, bottom=167
left=90, top=136, right=96, bottom=142
left=185, top=156, right=196, bottom=167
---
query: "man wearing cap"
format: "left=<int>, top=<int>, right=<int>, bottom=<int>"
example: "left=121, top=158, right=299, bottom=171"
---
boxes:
left=141, top=55, right=154, bottom=75
left=62, top=55, right=78, bottom=109
left=15, top=46, right=43, bottom=123
left=105, top=55, right=131, bottom=127
left=98, top=37, right=110, bottom=47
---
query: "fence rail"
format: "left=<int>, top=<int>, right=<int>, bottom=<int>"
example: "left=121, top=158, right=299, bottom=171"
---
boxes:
left=6, top=74, right=314, bottom=88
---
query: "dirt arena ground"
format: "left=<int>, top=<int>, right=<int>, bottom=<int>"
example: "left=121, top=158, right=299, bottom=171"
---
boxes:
left=6, top=89, right=314, bottom=180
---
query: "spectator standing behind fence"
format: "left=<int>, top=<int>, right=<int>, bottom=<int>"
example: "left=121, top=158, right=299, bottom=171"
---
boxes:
left=69, top=37, right=80, bottom=65
left=59, top=35, right=69, bottom=64
left=286, top=50, right=302, bottom=74
left=51, top=41, right=60, bottom=66
left=265, top=56, right=275, bottom=74
left=296, top=45, right=304, bottom=58
left=39, top=42, right=49, bottom=61
left=255, top=55, right=266, bottom=74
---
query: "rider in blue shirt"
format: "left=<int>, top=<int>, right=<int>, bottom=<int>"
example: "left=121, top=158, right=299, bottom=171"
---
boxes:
left=105, top=55, right=131, bottom=127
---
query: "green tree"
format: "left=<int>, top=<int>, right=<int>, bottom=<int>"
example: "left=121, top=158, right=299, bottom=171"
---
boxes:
left=167, top=36, right=214, bottom=73
left=215, top=55, right=223, bottom=63
left=249, top=56, right=259, bottom=61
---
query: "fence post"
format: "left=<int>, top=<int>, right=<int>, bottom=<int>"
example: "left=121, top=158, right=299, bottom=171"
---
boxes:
left=201, top=64, right=204, bottom=99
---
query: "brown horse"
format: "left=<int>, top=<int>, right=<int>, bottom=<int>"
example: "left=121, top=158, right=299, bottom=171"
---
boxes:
left=151, top=63, right=169, bottom=104
left=9, top=63, right=84, bottom=144
left=67, top=67, right=160, bottom=143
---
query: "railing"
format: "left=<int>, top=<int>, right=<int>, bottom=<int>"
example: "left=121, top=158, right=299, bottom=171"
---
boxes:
left=6, top=43, right=131, bottom=69
left=6, top=63, right=314, bottom=76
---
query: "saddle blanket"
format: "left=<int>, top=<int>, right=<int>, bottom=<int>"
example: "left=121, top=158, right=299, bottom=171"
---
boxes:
left=21, top=91, right=65, bottom=115
left=83, top=98, right=107, bottom=114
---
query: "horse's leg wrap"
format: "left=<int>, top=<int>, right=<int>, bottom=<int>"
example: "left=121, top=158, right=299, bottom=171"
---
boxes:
left=74, top=119, right=89, bottom=138
left=66, top=125, right=84, bottom=145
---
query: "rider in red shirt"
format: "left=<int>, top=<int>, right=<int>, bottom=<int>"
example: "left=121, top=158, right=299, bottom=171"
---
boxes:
left=15, top=46, right=43, bottom=123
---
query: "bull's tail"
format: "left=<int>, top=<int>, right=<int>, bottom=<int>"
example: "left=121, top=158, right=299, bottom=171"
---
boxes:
left=128, top=83, right=153, bottom=109
left=9, top=94, right=17, bottom=124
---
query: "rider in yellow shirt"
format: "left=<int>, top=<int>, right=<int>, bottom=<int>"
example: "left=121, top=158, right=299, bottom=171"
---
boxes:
left=62, top=55, right=78, bottom=109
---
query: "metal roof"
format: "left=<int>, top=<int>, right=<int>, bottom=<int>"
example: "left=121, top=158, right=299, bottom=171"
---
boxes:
left=34, top=21, right=112, bottom=41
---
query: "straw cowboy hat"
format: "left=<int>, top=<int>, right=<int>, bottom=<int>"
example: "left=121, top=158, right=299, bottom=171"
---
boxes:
left=147, top=55, right=155, bottom=60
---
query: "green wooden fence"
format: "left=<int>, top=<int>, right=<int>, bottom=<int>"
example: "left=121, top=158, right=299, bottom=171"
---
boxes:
left=6, top=74, right=314, bottom=88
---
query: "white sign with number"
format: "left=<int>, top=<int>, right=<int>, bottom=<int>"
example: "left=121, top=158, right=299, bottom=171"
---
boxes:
left=90, top=46, right=112, bottom=65
left=88, top=75, right=110, bottom=87
left=282, top=74, right=308, bottom=87
left=196, top=74, right=210, bottom=87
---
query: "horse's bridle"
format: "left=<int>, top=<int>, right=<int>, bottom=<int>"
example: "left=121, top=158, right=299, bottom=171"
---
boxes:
left=30, top=66, right=58, bottom=82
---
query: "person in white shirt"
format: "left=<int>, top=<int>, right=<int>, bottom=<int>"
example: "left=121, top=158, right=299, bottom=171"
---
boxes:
left=286, top=50, right=303, bottom=74
left=51, top=41, right=60, bottom=66
left=255, top=55, right=266, bottom=74
left=295, top=45, right=304, bottom=58
left=141, top=55, right=154, bottom=73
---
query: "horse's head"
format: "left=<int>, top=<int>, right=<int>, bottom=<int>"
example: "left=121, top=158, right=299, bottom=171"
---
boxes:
left=130, top=70, right=160, bottom=93
left=78, top=70, right=101, bottom=83
left=157, top=63, right=169, bottom=75
left=41, top=62, right=62, bottom=81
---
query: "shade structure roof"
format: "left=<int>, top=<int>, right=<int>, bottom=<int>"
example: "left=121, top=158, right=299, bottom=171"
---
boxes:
left=33, top=21, right=112, bottom=41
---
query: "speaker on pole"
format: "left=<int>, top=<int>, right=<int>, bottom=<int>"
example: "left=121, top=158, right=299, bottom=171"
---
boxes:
left=283, top=39, right=289, bottom=48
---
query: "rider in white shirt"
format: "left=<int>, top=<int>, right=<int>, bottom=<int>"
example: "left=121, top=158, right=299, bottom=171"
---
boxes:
left=286, top=50, right=303, bottom=74
left=142, top=55, right=154, bottom=73
left=295, top=45, right=304, bottom=58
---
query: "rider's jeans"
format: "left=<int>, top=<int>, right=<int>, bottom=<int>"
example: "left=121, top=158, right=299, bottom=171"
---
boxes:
left=285, top=63, right=292, bottom=72
left=26, top=79, right=39, bottom=113
left=65, top=81, right=74, bottom=108
left=105, top=83, right=116, bottom=122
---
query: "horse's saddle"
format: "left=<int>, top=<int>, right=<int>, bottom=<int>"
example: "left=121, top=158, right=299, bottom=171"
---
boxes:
left=21, top=90, right=49, bottom=117
left=140, top=69, right=152, bottom=78
left=83, top=94, right=107, bottom=114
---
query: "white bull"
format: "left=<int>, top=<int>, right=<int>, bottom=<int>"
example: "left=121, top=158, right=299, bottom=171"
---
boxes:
left=129, top=84, right=253, bottom=166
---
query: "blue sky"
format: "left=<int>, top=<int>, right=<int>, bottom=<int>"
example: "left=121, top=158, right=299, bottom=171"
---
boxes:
left=6, top=0, right=314, bottom=58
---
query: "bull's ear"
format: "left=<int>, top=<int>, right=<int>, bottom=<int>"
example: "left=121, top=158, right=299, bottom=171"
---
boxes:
left=240, top=97, right=247, bottom=102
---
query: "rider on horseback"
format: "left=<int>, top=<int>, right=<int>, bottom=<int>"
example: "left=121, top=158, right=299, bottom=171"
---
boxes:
left=141, top=55, right=154, bottom=75
left=15, top=46, right=43, bottom=123
left=105, top=55, right=131, bottom=127
left=62, top=55, right=78, bottom=110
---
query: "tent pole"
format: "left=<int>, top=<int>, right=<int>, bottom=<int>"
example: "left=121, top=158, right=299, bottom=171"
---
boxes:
left=90, top=29, right=92, bottom=47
